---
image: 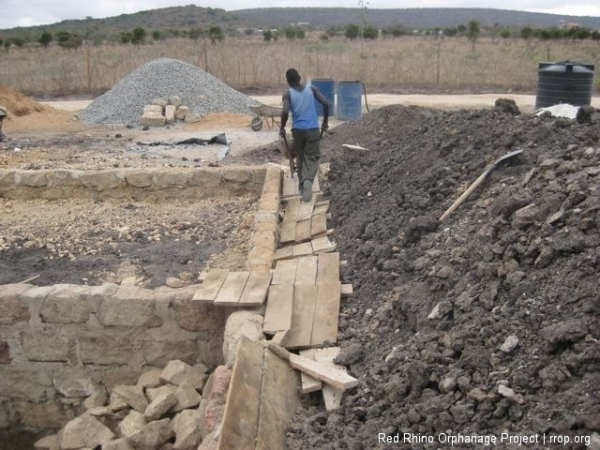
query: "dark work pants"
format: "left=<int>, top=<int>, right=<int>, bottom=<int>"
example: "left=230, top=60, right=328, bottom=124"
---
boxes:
left=291, top=128, right=321, bottom=186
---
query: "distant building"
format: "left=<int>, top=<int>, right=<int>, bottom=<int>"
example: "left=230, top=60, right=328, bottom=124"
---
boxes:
left=559, top=20, right=582, bottom=29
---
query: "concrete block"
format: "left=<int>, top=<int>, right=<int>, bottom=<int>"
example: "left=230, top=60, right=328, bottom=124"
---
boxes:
left=125, top=170, right=154, bottom=188
left=79, top=170, right=125, bottom=191
left=23, top=331, right=72, bottom=362
left=175, top=106, right=188, bottom=121
left=15, top=170, right=48, bottom=187
left=97, top=286, right=161, bottom=328
left=40, top=284, right=91, bottom=324
left=170, top=300, right=230, bottom=332
left=152, top=171, right=192, bottom=188
left=165, top=105, right=176, bottom=124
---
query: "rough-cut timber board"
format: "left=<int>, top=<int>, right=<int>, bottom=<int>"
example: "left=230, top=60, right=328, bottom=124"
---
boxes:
left=295, top=219, right=312, bottom=243
left=288, top=353, right=358, bottom=390
left=314, top=348, right=346, bottom=412
left=214, top=271, right=250, bottom=306
left=283, top=198, right=301, bottom=223
left=311, top=282, right=341, bottom=346
left=297, top=197, right=317, bottom=221
left=295, top=256, right=318, bottom=285
left=317, top=252, right=340, bottom=285
left=311, top=212, right=327, bottom=237
left=292, top=242, right=313, bottom=258
left=311, top=237, right=335, bottom=254
left=263, top=284, right=294, bottom=335
left=272, top=259, right=299, bottom=285
left=282, top=173, right=299, bottom=198
left=238, top=271, right=272, bottom=306
left=274, top=246, right=294, bottom=261
left=192, top=269, right=229, bottom=302
left=255, top=345, right=300, bottom=450
left=286, top=284, right=318, bottom=349
left=299, top=349, right=322, bottom=393
left=217, top=337, right=263, bottom=450
left=280, top=220, right=297, bottom=245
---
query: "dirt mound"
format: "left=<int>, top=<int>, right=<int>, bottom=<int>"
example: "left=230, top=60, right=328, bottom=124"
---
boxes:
left=0, top=84, right=47, bottom=117
left=287, top=105, right=600, bottom=449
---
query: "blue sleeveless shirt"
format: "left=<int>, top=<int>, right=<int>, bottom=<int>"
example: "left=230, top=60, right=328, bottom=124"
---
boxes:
left=289, top=84, right=319, bottom=130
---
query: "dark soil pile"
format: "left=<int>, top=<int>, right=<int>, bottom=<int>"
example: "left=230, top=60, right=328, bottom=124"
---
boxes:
left=287, top=104, right=600, bottom=449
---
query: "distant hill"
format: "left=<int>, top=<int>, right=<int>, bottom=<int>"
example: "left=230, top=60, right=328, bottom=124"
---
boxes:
left=1, top=6, right=599, bottom=36
left=231, top=7, right=600, bottom=29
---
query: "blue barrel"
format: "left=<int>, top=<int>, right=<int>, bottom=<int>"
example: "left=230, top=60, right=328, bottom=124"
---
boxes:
left=336, top=81, right=362, bottom=121
left=310, top=78, right=335, bottom=117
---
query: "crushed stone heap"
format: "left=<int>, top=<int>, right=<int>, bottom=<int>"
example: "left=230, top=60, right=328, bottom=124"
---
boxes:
left=287, top=104, right=600, bottom=449
left=78, top=58, right=259, bottom=127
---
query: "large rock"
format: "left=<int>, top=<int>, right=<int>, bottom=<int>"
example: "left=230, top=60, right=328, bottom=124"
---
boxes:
left=222, top=311, right=264, bottom=368
left=137, top=369, right=164, bottom=390
left=202, top=366, right=231, bottom=434
left=146, top=384, right=177, bottom=403
left=22, top=331, right=72, bottom=362
left=171, top=384, right=202, bottom=412
left=127, top=418, right=173, bottom=450
left=52, top=370, right=95, bottom=398
left=160, top=360, right=193, bottom=386
left=104, top=438, right=135, bottom=450
left=165, top=105, right=176, bottom=124
left=144, top=389, right=177, bottom=421
left=171, top=299, right=230, bottom=332
left=58, top=415, right=115, bottom=449
left=112, top=385, right=149, bottom=413
left=140, top=105, right=166, bottom=127
left=119, top=410, right=148, bottom=437
left=172, top=409, right=203, bottom=450
left=34, top=434, right=59, bottom=450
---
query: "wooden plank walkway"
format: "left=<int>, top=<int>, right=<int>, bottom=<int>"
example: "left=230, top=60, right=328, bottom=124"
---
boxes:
left=282, top=172, right=321, bottom=199
left=266, top=254, right=342, bottom=348
left=193, top=269, right=271, bottom=307
left=279, top=195, right=332, bottom=246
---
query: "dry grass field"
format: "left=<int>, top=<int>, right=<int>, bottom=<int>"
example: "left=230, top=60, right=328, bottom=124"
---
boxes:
left=1, top=34, right=599, bottom=97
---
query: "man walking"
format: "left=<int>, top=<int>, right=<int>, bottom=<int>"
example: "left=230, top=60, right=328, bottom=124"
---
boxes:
left=279, top=68, right=329, bottom=202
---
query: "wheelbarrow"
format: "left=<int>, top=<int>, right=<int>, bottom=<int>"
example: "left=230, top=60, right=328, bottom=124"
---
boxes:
left=249, top=104, right=283, bottom=131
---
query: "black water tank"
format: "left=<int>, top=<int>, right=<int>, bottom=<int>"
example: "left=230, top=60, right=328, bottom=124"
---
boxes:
left=535, top=61, right=595, bottom=110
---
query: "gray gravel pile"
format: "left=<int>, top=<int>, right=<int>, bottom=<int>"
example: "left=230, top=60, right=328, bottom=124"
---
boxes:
left=78, top=58, right=260, bottom=127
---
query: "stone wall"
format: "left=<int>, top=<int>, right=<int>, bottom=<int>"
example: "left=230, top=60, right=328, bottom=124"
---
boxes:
left=0, top=167, right=266, bottom=201
left=0, top=282, right=230, bottom=430
left=0, top=165, right=284, bottom=434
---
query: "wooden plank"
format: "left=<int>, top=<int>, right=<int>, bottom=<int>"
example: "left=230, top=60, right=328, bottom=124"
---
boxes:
left=271, top=330, right=289, bottom=346
left=311, top=282, right=341, bottom=346
left=274, top=246, right=294, bottom=261
left=317, top=252, right=340, bottom=285
left=313, top=176, right=321, bottom=193
left=238, top=271, right=272, bottom=306
left=295, top=219, right=312, bottom=243
left=286, top=284, right=318, bottom=349
left=255, top=344, right=300, bottom=450
left=311, top=236, right=335, bottom=254
left=313, top=204, right=329, bottom=216
left=299, top=349, right=322, bottom=393
left=342, top=144, right=369, bottom=151
left=294, top=255, right=318, bottom=285
left=282, top=174, right=299, bottom=198
left=314, top=348, right=345, bottom=412
left=214, top=271, right=250, bottom=306
left=288, top=353, right=358, bottom=390
left=297, top=197, right=316, bottom=221
left=292, top=242, right=314, bottom=258
left=217, top=337, right=263, bottom=450
left=271, top=259, right=298, bottom=285
left=263, top=284, right=294, bottom=334
left=283, top=198, right=301, bottom=223
left=280, top=220, right=296, bottom=245
left=192, top=269, right=229, bottom=302
left=311, top=211, right=327, bottom=237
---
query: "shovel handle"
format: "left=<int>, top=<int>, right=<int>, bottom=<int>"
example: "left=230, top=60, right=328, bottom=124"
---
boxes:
left=282, top=134, right=294, bottom=178
left=439, top=170, right=489, bottom=222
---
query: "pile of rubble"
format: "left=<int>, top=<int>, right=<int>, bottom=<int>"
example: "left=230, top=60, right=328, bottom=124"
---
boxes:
left=34, top=360, right=225, bottom=450
left=287, top=103, right=600, bottom=449
left=78, top=58, right=260, bottom=128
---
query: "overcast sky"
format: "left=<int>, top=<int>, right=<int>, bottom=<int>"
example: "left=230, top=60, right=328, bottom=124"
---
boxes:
left=1, top=0, right=599, bottom=30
